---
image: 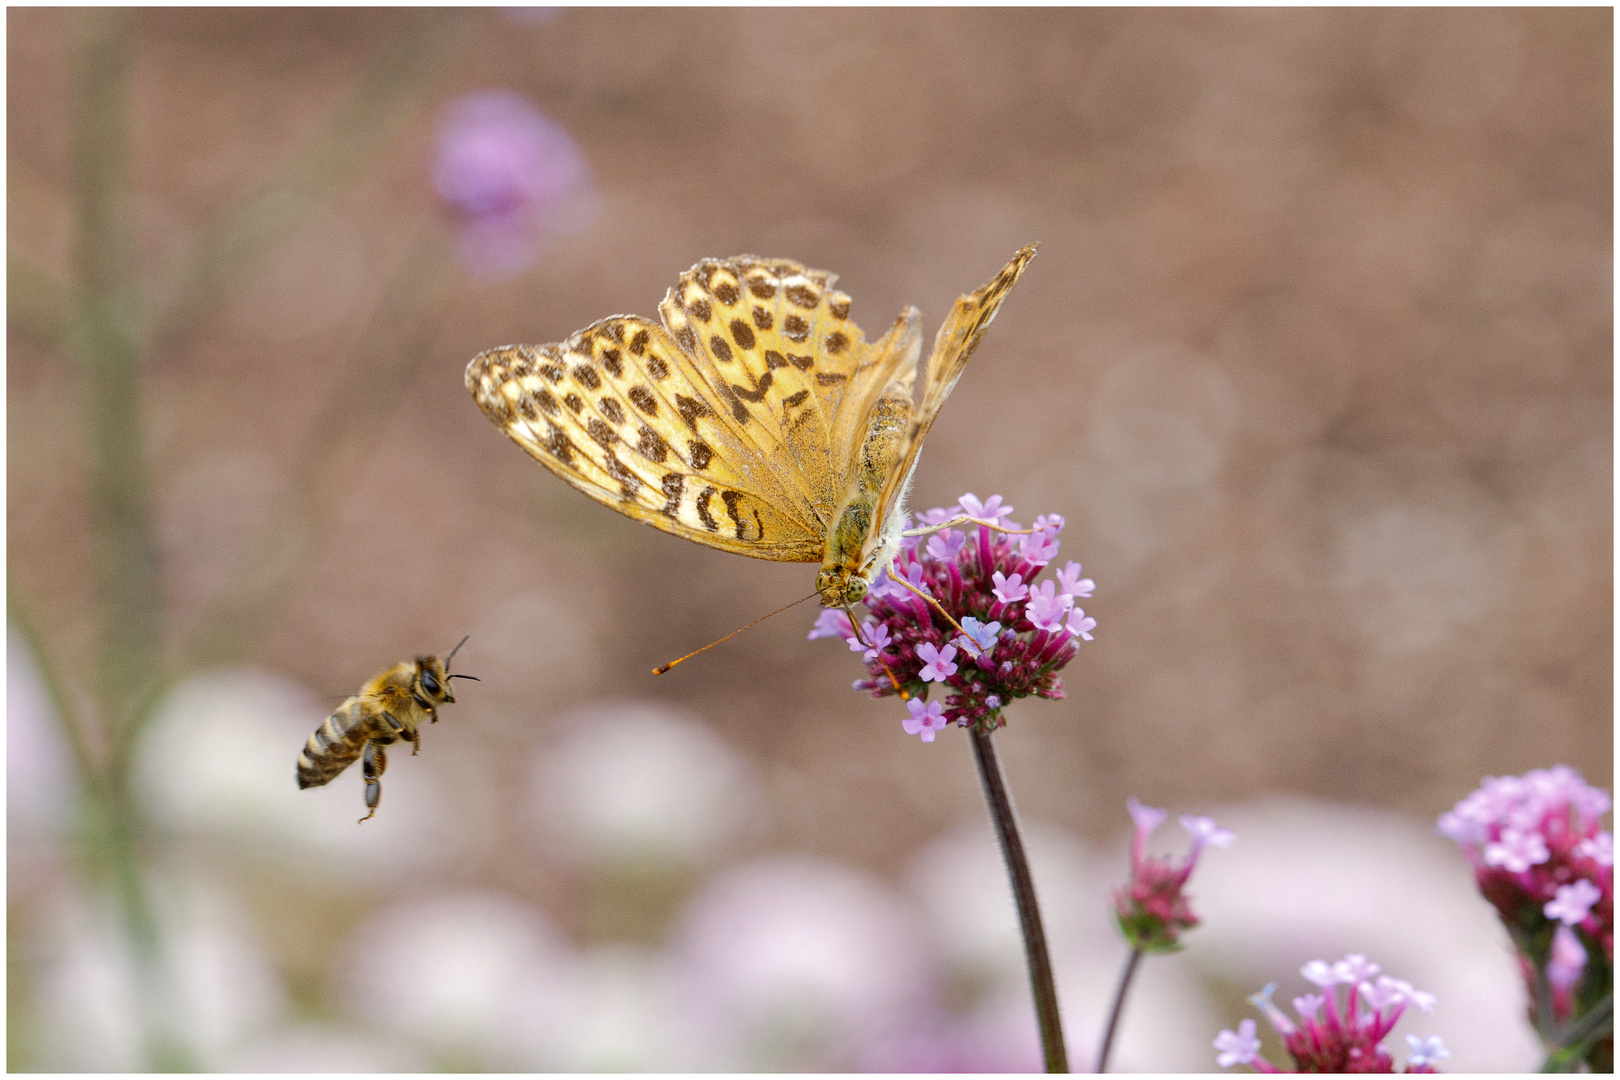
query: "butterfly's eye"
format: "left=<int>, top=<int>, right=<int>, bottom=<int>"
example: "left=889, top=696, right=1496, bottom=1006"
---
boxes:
left=420, top=670, right=441, bottom=697
left=844, top=577, right=868, bottom=604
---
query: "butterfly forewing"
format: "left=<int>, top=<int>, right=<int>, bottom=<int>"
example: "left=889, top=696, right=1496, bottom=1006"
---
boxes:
left=466, top=328, right=824, bottom=560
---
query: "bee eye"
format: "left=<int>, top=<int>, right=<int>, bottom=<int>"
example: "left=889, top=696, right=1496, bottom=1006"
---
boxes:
left=420, top=671, right=441, bottom=696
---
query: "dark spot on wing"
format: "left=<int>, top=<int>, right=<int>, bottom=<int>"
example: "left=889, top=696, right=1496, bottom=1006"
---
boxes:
left=600, top=347, right=623, bottom=378
left=730, top=371, right=773, bottom=403
left=785, top=284, right=819, bottom=308
left=629, top=329, right=650, bottom=355
left=659, top=472, right=684, bottom=516
left=710, top=334, right=734, bottom=363
left=636, top=424, right=669, bottom=462
left=829, top=296, right=850, bottom=319
left=586, top=417, right=618, bottom=449
left=783, top=389, right=809, bottom=408
left=647, top=354, right=670, bottom=380
left=541, top=424, right=575, bottom=464
left=696, top=486, right=719, bottom=531
left=565, top=392, right=584, bottom=412
left=573, top=365, right=601, bottom=391
left=689, top=298, right=712, bottom=322
left=629, top=385, right=658, bottom=415
left=815, top=372, right=847, bottom=386
left=730, top=318, right=756, bottom=351
left=688, top=439, right=714, bottom=470
left=675, top=394, right=713, bottom=432
left=603, top=451, right=641, bottom=496
left=748, top=278, right=777, bottom=300
left=783, top=314, right=809, bottom=342
left=752, top=306, right=773, bottom=330
left=825, top=331, right=848, bottom=355
left=714, top=280, right=740, bottom=305
left=537, top=389, right=560, bottom=415
left=599, top=398, right=626, bottom=425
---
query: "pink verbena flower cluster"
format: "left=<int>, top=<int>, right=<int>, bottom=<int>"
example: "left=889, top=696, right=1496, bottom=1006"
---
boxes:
left=808, top=494, right=1095, bottom=741
left=1438, top=766, right=1612, bottom=1065
left=1214, top=955, right=1446, bottom=1073
left=1113, top=797, right=1233, bottom=953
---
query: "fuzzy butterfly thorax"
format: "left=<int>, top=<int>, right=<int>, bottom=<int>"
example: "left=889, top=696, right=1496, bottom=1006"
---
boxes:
left=466, top=245, right=1037, bottom=607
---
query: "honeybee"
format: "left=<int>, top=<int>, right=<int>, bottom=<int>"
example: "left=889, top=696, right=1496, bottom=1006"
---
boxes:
left=296, top=637, right=477, bottom=823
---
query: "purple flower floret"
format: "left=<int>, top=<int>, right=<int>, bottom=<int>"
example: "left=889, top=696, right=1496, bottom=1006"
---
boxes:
left=1214, top=955, right=1446, bottom=1073
left=902, top=698, right=949, bottom=743
left=807, top=494, right=1097, bottom=739
left=432, top=90, right=596, bottom=278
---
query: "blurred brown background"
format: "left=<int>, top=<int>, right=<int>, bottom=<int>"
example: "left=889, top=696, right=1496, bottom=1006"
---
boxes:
left=8, top=7, right=1611, bottom=1072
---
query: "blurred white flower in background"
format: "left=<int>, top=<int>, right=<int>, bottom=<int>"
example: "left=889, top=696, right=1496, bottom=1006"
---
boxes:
left=551, top=943, right=707, bottom=1071
left=668, top=855, right=935, bottom=1070
left=8, top=631, right=77, bottom=840
left=34, top=877, right=288, bottom=1071
left=133, top=668, right=459, bottom=873
left=906, top=819, right=1223, bottom=1071
left=342, top=890, right=578, bottom=1070
left=223, top=1024, right=425, bottom=1072
left=524, top=701, right=759, bottom=868
left=1190, top=797, right=1543, bottom=1071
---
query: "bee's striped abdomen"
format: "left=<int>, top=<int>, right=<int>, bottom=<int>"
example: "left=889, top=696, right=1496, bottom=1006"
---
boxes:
left=296, top=697, right=369, bottom=789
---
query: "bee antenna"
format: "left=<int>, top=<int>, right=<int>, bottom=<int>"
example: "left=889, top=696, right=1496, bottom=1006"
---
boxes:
left=653, top=592, right=818, bottom=675
left=444, top=634, right=471, bottom=668
left=447, top=673, right=480, bottom=682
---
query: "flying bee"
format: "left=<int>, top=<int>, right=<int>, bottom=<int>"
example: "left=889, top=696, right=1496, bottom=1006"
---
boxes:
left=296, top=636, right=478, bottom=823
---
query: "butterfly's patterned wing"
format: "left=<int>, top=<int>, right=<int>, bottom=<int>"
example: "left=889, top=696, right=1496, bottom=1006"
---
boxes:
left=658, top=256, right=922, bottom=525
left=465, top=255, right=923, bottom=562
left=866, top=244, right=1039, bottom=557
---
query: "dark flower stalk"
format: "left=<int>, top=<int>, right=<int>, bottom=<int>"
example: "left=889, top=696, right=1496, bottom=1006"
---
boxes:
left=811, top=493, right=1097, bottom=1071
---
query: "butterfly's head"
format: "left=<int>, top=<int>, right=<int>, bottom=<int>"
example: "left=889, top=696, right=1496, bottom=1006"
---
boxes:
left=816, top=568, right=869, bottom=608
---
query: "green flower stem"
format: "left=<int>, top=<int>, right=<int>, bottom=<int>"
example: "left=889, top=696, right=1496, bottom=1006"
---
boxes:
left=1096, top=946, right=1142, bottom=1072
left=970, top=725, right=1068, bottom=1072
left=1540, top=991, right=1613, bottom=1073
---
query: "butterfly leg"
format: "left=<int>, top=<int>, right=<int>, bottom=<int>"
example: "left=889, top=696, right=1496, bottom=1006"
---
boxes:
left=901, top=514, right=1035, bottom=538
left=843, top=606, right=909, bottom=699
left=886, top=570, right=980, bottom=656
left=358, top=740, right=388, bottom=823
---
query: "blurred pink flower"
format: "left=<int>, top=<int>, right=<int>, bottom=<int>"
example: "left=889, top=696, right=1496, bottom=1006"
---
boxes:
left=432, top=90, right=596, bottom=278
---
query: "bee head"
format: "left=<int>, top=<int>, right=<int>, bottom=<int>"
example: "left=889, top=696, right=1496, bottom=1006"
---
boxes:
left=419, top=635, right=479, bottom=706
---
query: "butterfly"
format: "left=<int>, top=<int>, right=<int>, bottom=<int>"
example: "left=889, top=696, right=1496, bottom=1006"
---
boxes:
left=465, top=244, right=1037, bottom=610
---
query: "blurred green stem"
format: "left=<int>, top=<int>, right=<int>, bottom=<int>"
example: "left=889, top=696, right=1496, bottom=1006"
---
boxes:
left=68, top=10, right=190, bottom=1070
left=1540, top=992, right=1613, bottom=1073
left=970, top=725, right=1068, bottom=1072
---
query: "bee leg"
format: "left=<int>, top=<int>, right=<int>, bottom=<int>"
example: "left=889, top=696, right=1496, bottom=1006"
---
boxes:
left=358, top=740, right=387, bottom=824
left=382, top=710, right=421, bottom=757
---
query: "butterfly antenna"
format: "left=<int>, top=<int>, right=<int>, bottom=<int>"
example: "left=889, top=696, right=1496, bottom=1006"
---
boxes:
left=901, top=514, right=1036, bottom=537
left=845, top=607, right=909, bottom=700
left=653, top=592, right=819, bottom=675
